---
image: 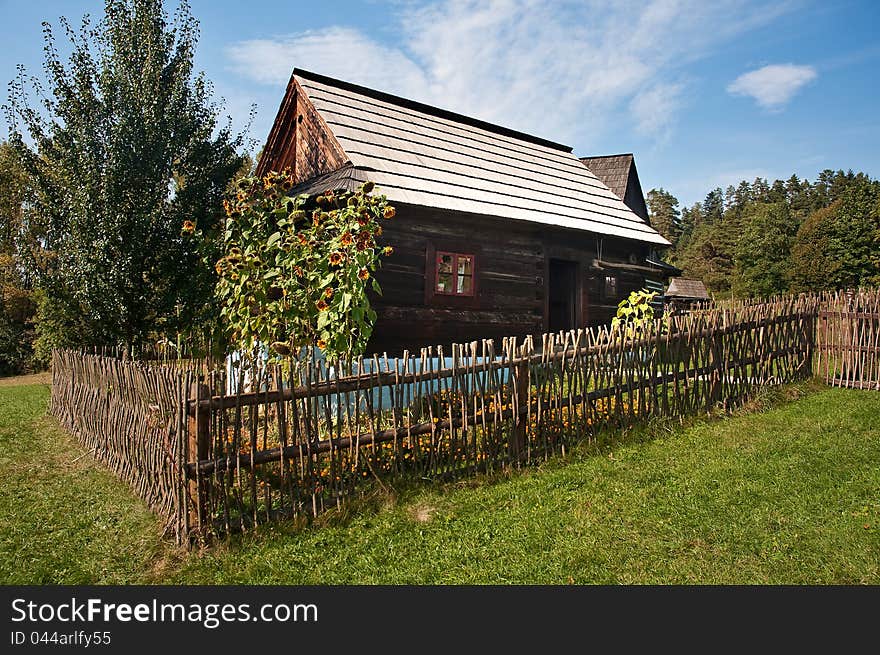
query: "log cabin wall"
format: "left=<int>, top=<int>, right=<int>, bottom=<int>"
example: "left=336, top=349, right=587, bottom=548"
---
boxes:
left=367, top=203, right=651, bottom=355
left=367, top=204, right=543, bottom=354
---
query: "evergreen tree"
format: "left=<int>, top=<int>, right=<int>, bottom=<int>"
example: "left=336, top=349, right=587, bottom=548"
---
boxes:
left=675, top=203, right=702, bottom=253
left=751, top=177, right=770, bottom=203
left=702, top=188, right=724, bottom=223
left=734, top=180, right=752, bottom=208
left=768, top=179, right=787, bottom=203
left=6, top=0, right=249, bottom=356
left=646, top=188, right=681, bottom=245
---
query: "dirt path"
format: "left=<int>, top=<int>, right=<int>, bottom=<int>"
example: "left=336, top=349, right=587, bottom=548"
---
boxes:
left=0, top=371, right=51, bottom=387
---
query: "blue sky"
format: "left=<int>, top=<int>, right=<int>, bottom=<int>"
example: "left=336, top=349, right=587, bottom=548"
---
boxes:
left=1, top=0, right=878, bottom=207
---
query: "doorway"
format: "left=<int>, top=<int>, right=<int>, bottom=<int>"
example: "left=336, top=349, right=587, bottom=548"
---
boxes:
left=548, top=259, right=579, bottom=332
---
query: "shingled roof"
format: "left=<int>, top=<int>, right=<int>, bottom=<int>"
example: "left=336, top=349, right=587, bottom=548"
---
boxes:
left=665, top=278, right=710, bottom=299
left=267, top=70, right=669, bottom=246
left=579, top=154, right=650, bottom=223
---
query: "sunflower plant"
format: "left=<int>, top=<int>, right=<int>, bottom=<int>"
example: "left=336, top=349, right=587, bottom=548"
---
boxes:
left=215, top=169, right=394, bottom=362
left=611, top=289, right=661, bottom=340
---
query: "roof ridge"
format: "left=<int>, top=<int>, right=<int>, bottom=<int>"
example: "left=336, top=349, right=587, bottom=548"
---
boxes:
left=579, top=153, right=634, bottom=160
left=294, top=68, right=573, bottom=154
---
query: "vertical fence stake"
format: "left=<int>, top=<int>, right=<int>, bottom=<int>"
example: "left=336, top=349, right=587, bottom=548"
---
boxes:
left=510, top=354, right=529, bottom=464
left=187, top=382, right=211, bottom=541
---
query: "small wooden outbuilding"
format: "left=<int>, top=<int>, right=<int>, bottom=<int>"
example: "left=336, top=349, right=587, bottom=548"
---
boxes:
left=664, top=278, right=711, bottom=313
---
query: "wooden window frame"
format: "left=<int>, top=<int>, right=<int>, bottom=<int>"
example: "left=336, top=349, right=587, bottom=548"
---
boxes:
left=434, top=251, right=476, bottom=297
left=425, top=242, right=480, bottom=308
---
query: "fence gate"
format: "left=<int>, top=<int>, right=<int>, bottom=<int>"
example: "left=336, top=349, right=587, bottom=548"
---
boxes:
left=817, top=292, right=880, bottom=390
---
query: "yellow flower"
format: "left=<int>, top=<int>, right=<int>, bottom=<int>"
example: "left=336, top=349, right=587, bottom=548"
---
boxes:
left=181, top=220, right=195, bottom=234
left=324, top=287, right=334, bottom=299
left=329, top=251, right=343, bottom=266
left=383, top=206, right=395, bottom=219
left=315, top=299, right=329, bottom=311
left=317, top=339, right=327, bottom=350
left=341, top=231, right=353, bottom=246
left=358, top=268, right=370, bottom=281
left=383, top=246, right=393, bottom=256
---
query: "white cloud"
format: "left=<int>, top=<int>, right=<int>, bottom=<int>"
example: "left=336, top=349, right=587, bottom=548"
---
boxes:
left=727, top=64, right=817, bottom=110
left=227, top=27, right=429, bottom=97
left=227, top=0, right=797, bottom=147
left=629, top=82, right=684, bottom=137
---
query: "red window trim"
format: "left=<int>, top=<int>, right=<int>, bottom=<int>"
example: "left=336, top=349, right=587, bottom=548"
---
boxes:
left=434, top=251, right=476, bottom=297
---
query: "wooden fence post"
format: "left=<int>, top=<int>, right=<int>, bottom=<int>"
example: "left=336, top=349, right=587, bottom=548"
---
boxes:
left=510, top=354, right=529, bottom=464
left=187, top=382, right=211, bottom=539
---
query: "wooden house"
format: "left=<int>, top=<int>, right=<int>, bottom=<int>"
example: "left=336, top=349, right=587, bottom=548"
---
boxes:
left=257, top=69, right=672, bottom=354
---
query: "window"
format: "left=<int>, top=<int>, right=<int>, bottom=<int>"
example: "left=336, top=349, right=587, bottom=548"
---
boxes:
left=603, top=274, right=618, bottom=299
left=435, top=251, right=475, bottom=296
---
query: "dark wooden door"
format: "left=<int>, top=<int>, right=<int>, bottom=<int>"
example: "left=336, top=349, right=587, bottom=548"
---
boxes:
left=548, top=259, right=579, bottom=332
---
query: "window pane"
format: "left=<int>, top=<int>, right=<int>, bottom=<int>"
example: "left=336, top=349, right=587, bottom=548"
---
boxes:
left=457, top=274, right=473, bottom=295
left=437, top=271, right=453, bottom=293
left=604, top=275, right=617, bottom=297
left=438, top=254, right=453, bottom=274
left=457, top=256, right=472, bottom=276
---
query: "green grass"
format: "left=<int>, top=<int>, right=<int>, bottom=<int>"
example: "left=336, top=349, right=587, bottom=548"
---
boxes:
left=0, top=383, right=166, bottom=583
left=1, top=379, right=878, bottom=584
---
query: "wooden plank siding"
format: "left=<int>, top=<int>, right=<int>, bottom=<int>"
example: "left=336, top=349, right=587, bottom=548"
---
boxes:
left=366, top=203, right=652, bottom=355
left=256, top=76, right=348, bottom=181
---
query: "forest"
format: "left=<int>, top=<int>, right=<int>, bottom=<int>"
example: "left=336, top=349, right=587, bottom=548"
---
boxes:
left=647, top=169, right=880, bottom=298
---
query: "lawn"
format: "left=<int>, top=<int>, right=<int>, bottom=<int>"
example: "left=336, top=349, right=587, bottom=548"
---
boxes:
left=0, top=379, right=877, bottom=584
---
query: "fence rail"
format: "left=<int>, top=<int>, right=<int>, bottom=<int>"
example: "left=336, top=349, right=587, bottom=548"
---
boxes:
left=48, top=288, right=878, bottom=545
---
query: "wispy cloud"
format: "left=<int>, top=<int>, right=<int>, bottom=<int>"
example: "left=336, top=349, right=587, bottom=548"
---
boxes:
left=727, top=64, right=817, bottom=110
left=629, top=82, right=684, bottom=138
left=227, top=0, right=796, bottom=147
left=227, top=27, right=429, bottom=94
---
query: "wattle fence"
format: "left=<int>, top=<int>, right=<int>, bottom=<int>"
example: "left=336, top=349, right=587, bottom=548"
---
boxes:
left=816, top=288, right=880, bottom=390
left=50, top=288, right=878, bottom=545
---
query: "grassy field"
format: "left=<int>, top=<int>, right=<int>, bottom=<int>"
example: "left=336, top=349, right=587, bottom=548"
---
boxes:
left=0, top=378, right=877, bottom=584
